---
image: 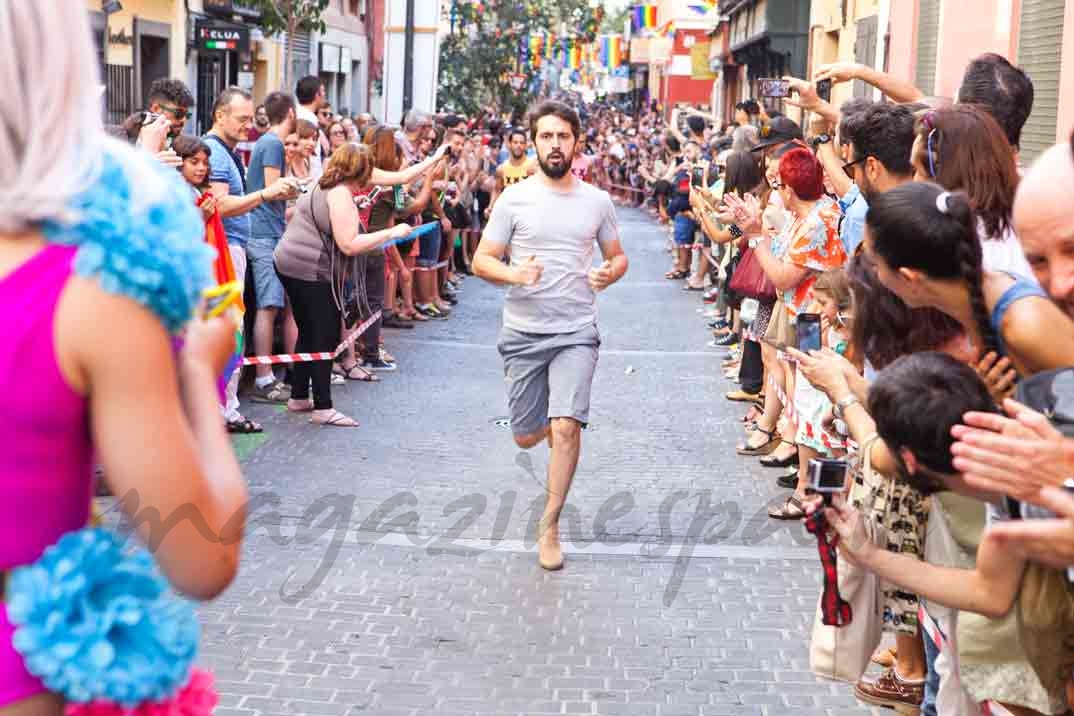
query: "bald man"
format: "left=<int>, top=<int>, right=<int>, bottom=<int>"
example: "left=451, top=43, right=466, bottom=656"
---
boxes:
left=1013, top=136, right=1074, bottom=319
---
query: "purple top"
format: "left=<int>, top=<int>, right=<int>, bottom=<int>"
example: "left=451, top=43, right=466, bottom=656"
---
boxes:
left=0, top=244, right=93, bottom=705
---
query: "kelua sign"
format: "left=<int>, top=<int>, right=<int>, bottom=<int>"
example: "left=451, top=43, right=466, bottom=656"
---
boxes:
left=196, top=22, right=249, bottom=53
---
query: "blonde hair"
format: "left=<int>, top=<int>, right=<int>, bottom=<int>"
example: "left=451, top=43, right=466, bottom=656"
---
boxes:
left=319, top=142, right=373, bottom=190
left=0, top=2, right=106, bottom=232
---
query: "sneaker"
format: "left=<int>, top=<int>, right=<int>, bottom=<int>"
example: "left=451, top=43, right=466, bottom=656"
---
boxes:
left=359, top=357, right=397, bottom=372
left=707, top=319, right=729, bottom=330
left=442, top=293, right=459, bottom=306
left=416, top=303, right=443, bottom=319
left=853, top=668, right=924, bottom=713
left=248, top=380, right=291, bottom=403
left=713, top=332, right=739, bottom=347
left=776, top=470, right=798, bottom=489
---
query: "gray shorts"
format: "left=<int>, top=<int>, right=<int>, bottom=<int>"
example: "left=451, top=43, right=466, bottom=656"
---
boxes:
left=496, top=323, right=601, bottom=437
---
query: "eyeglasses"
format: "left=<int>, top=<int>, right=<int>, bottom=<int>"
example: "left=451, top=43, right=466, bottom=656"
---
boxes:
left=159, top=103, right=192, bottom=120
left=318, top=110, right=334, bottom=117
left=842, top=156, right=866, bottom=178
left=330, top=129, right=345, bottom=136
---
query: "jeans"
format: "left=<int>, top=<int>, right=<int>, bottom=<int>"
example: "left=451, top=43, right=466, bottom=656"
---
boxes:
left=922, top=629, right=940, bottom=716
left=361, top=252, right=385, bottom=361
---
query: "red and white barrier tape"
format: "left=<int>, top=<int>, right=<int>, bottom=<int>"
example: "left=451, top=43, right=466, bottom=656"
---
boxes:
left=241, top=310, right=382, bottom=366
left=918, top=604, right=947, bottom=650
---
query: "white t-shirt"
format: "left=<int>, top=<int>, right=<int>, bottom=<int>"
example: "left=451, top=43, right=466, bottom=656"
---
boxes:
left=979, top=220, right=1036, bottom=282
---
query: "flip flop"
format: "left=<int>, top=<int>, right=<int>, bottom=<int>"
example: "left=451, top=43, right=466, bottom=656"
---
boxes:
left=226, top=417, right=263, bottom=434
left=339, top=363, right=380, bottom=382
left=311, top=410, right=359, bottom=427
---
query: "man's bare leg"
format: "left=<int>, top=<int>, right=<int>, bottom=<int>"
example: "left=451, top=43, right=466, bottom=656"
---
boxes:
left=538, top=417, right=582, bottom=570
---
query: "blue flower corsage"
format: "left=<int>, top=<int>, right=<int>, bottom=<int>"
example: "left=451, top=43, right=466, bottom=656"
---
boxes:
left=41, top=141, right=214, bottom=334
left=6, top=527, right=200, bottom=705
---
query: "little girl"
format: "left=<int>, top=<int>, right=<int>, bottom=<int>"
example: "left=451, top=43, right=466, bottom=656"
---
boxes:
left=172, top=135, right=256, bottom=434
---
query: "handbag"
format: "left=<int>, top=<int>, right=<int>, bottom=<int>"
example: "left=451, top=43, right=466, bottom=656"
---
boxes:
left=764, top=296, right=797, bottom=347
left=727, top=244, right=777, bottom=303
left=809, top=437, right=886, bottom=683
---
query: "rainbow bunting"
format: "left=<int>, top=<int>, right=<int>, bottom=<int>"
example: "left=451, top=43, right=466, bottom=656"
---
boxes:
left=569, top=44, right=581, bottom=70
left=609, top=35, right=622, bottom=68
left=599, top=36, right=609, bottom=68
left=655, top=19, right=676, bottom=37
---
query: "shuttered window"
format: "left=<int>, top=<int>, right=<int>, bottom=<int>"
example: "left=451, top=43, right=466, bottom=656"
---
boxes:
left=915, top=0, right=941, bottom=95
left=283, top=30, right=313, bottom=81
left=854, top=15, right=879, bottom=99
left=1018, top=0, right=1067, bottom=159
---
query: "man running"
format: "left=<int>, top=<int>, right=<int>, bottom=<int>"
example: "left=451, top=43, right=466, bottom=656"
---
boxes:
left=473, top=101, right=629, bottom=571
left=490, top=127, right=536, bottom=210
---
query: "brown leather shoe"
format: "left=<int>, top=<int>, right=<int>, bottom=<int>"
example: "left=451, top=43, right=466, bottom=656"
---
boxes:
left=854, top=668, right=924, bottom=715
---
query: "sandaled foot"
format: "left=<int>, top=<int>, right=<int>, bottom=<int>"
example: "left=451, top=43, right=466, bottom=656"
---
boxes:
left=736, top=426, right=779, bottom=456
left=287, top=398, right=314, bottom=412
left=226, top=416, right=263, bottom=434
left=768, top=495, right=807, bottom=520
left=759, top=442, right=799, bottom=468
left=311, top=409, right=359, bottom=427
left=338, top=363, right=380, bottom=382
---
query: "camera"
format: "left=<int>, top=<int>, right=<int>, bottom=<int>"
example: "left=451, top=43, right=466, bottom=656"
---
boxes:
left=807, top=458, right=849, bottom=504
left=816, top=79, right=832, bottom=103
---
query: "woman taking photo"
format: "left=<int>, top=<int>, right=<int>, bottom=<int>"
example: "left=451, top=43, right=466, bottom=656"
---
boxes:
left=865, top=182, right=1074, bottom=376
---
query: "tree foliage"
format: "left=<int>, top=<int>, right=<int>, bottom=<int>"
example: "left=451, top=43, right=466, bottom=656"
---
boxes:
left=244, top=0, right=330, bottom=89
left=438, top=0, right=603, bottom=117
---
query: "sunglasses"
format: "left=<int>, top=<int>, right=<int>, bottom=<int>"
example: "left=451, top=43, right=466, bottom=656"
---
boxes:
left=159, top=103, right=192, bottom=120
left=842, top=156, right=866, bottom=178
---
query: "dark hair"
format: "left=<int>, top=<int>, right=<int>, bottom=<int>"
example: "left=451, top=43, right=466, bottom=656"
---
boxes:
left=957, top=53, right=1033, bottom=148
left=295, top=75, right=323, bottom=105
left=735, top=99, right=760, bottom=116
left=915, top=104, right=1019, bottom=239
left=868, top=352, right=997, bottom=493
left=507, top=127, right=527, bottom=143
left=147, top=78, right=194, bottom=108
left=528, top=100, right=581, bottom=142
left=848, top=252, right=963, bottom=370
left=778, top=147, right=824, bottom=200
left=171, top=135, right=212, bottom=189
left=722, top=151, right=763, bottom=197
left=262, top=91, right=295, bottom=126
left=664, top=134, right=681, bottom=153
left=686, top=115, right=706, bottom=135
left=211, top=87, right=252, bottom=120
left=837, top=97, right=875, bottom=143
left=866, top=181, right=998, bottom=353
left=846, top=103, right=916, bottom=176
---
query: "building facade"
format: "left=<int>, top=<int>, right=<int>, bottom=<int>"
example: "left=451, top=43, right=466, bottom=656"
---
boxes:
left=380, top=0, right=441, bottom=123
left=807, top=0, right=888, bottom=109
left=317, top=0, right=372, bottom=116
left=887, top=0, right=1072, bottom=159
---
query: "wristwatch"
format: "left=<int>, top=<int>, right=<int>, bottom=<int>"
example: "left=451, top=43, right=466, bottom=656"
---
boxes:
left=809, top=134, right=833, bottom=148
left=728, top=224, right=743, bottom=240
left=833, top=394, right=860, bottom=420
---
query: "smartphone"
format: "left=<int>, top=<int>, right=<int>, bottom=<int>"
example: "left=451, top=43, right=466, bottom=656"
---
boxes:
left=691, top=166, right=705, bottom=188
left=808, top=458, right=849, bottom=502
left=758, top=78, right=791, bottom=99
left=816, top=78, right=832, bottom=103
left=796, top=312, right=822, bottom=353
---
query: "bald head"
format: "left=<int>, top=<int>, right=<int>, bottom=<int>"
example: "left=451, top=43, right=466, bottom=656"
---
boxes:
left=1014, top=141, right=1074, bottom=318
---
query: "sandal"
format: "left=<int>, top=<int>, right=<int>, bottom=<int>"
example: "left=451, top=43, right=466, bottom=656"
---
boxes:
left=768, top=495, right=807, bottom=520
left=665, top=269, right=688, bottom=280
left=742, top=406, right=761, bottom=423
left=759, top=442, right=799, bottom=468
left=338, top=363, right=380, bottom=382
left=226, top=416, right=263, bottom=434
left=403, top=310, right=429, bottom=322
left=311, top=409, right=359, bottom=427
left=736, top=426, right=779, bottom=456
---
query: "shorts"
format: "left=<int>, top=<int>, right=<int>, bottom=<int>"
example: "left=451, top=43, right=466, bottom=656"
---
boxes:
left=497, top=323, right=601, bottom=438
left=416, top=223, right=442, bottom=268
left=246, top=237, right=286, bottom=309
left=673, top=215, right=698, bottom=246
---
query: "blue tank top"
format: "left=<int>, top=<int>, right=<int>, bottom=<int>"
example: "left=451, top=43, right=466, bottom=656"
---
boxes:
left=991, top=274, right=1046, bottom=355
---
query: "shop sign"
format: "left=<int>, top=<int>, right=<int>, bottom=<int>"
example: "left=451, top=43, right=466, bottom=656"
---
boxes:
left=196, top=22, right=249, bottom=53
left=108, top=26, right=133, bottom=46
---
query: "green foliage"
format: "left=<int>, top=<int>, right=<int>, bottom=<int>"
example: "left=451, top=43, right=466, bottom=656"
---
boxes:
left=438, top=0, right=600, bottom=116
left=245, top=0, right=330, bottom=36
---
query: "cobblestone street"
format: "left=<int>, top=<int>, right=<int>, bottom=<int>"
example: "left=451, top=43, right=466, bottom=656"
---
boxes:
left=204, top=207, right=877, bottom=716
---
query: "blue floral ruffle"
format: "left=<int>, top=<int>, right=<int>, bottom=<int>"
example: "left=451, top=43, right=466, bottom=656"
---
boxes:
left=6, top=527, right=200, bottom=705
left=42, top=141, right=214, bottom=334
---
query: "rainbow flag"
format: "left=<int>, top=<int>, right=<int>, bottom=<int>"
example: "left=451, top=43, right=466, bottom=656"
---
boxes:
left=609, top=35, right=622, bottom=67
left=599, top=36, right=609, bottom=68
left=655, top=19, right=676, bottom=37
left=569, top=44, right=582, bottom=69
left=632, top=4, right=657, bottom=31
left=688, top=2, right=717, bottom=14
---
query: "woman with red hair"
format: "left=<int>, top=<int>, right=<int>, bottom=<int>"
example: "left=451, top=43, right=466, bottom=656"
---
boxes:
left=752, top=146, right=848, bottom=519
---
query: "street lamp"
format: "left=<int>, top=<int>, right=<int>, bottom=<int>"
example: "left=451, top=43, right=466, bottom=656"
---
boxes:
left=102, top=0, right=123, bottom=14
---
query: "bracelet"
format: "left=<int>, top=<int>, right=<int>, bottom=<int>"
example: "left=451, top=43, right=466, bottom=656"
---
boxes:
left=833, top=394, right=861, bottom=420
left=728, top=224, right=743, bottom=239
left=259, top=190, right=266, bottom=203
